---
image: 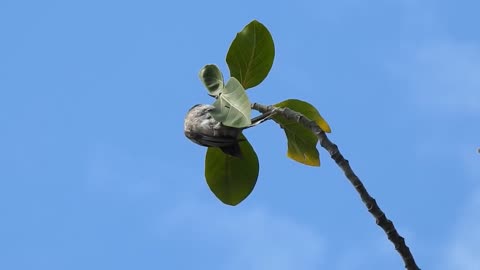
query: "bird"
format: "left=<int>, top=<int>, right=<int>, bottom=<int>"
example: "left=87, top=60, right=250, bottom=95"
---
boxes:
left=184, top=104, right=273, bottom=158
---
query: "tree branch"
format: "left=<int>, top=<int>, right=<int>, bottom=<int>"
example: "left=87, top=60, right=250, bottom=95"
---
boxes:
left=252, top=102, right=420, bottom=270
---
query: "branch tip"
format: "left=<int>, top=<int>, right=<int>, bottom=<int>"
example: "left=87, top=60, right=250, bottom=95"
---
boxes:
left=252, top=102, right=420, bottom=270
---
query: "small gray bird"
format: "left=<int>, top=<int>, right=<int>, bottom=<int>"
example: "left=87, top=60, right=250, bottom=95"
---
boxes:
left=184, top=104, right=273, bottom=158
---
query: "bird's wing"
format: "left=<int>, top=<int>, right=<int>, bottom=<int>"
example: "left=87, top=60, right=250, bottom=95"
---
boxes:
left=185, top=131, right=238, bottom=147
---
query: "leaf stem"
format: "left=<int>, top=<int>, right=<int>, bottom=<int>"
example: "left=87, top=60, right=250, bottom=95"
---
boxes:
left=252, top=102, right=420, bottom=270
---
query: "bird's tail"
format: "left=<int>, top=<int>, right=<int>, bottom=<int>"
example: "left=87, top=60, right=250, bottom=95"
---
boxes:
left=218, top=110, right=275, bottom=158
left=220, top=143, right=242, bottom=158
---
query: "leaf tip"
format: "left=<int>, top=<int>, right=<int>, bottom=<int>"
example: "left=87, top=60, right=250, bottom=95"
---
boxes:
left=318, top=121, right=332, bottom=133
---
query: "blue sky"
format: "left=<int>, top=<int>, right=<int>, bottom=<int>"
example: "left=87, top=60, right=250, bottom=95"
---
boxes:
left=1, top=0, right=479, bottom=269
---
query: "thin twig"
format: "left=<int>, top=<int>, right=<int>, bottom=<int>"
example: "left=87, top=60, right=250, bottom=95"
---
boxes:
left=252, top=102, right=420, bottom=270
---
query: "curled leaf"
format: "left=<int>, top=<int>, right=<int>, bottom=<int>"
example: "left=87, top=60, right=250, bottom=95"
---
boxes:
left=199, top=64, right=224, bottom=97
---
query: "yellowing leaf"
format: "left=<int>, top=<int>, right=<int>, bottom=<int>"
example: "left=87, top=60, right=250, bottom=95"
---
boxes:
left=275, top=99, right=331, bottom=133
left=273, top=99, right=331, bottom=166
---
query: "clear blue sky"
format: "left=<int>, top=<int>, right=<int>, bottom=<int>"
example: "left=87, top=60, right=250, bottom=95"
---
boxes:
left=1, top=1, right=479, bottom=269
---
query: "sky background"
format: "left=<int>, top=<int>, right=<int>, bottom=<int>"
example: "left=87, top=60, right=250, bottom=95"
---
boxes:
left=1, top=0, right=479, bottom=269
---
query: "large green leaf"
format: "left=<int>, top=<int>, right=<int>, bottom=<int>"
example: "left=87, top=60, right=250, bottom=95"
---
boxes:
left=226, top=20, right=275, bottom=89
left=210, top=77, right=251, bottom=128
left=199, top=64, right=224, bottom=97
left=205, top=135, right=259, bottom=206
left=273, top=99, right=331, bottom=166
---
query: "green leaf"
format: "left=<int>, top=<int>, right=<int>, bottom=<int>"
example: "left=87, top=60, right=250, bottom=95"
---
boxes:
left=199, top=64, right=224, bottom=97
left=273, top=99, right=331, bottom=166
left=226, top=20, right=275, bottom=89
left=210, top=77, right=251, bottom=128
left=205, top=135, right=259, bottom=206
